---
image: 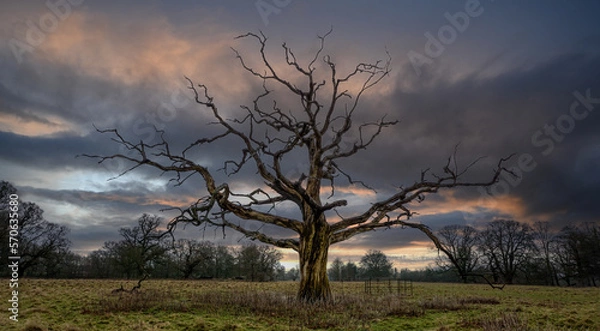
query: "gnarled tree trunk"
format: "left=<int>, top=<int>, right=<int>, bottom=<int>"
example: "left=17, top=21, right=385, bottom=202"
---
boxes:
left=298, top=215, right=332, bottom=302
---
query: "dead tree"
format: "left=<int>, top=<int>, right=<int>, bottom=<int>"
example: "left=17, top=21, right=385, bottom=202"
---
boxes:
left=84, top=30, right=512, bottom=302
left=436, top=225, right=480, bottom=283
left=479, top=219, right=535, bottom=285
left=428, top=225, right=506, bottom=289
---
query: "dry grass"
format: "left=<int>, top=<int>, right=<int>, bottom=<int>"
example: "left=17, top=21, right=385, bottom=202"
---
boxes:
left=1, top=279, right=597, bottom=330
left=418, top=295, right=500, bottom=312
left=87, top=288, right=427, bottom=330
left=84, top=284, right=506, bottom=330
left=459, top=312, right=528, bottom=330
left=22, top=320, right=48, bottom=331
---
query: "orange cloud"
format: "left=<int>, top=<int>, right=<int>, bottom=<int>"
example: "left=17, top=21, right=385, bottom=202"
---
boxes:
left=0, top=112, right=80, bottom=137
left=36, top=11, right=250, bottom=97
left=77, top=190, right=198, bottom=209
left=410, top=189, right=529, bottom=221
left=333, top=185, right=377, bottom=198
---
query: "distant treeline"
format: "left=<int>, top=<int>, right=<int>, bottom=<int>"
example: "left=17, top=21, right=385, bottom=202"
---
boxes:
left=1, top=181, right=598, bottom=286
left=328, top=220, right=599, bottom=287
left=426, top=220, right=599, bottom=286
left=329, top=220, right=600, bottom=286
left=0, top=181, right=292, bottom=281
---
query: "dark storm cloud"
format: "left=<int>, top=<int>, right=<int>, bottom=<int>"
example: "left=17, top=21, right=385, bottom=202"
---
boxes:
left=333, top=52, right=600, bottom=226
left=1, top=1, right=599, bottom=263
left=0, top=131, right=92, bottom=168
left=0, top=53, right=191, bottom=133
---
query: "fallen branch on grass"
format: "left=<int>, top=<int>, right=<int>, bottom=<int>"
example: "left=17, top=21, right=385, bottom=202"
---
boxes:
left=111, top=274, right=149, bottom=294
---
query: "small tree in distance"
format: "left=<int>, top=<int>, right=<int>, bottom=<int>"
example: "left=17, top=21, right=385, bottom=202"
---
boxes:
left=360, top=249, right=393, bottom=279
left=105, top=214, right=169, bottom=279
left=84, top=30, right=511, bottom=302
left=328, top=257, right=344, bottom=281
left=236, top=244, right=282, bottom=281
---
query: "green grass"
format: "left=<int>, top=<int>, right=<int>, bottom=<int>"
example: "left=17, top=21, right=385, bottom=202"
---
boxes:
left=1, top=279, right=598, bottom=330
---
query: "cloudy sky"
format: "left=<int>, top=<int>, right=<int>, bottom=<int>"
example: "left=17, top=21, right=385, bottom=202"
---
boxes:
left=1, top=0, right=599, bottom=269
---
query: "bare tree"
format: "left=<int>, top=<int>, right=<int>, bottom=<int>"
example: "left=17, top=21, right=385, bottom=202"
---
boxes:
left=436, top=224, right=480, bottom=283
left=555, top=224, right=600, bottom=286
left=107, top=214, right=169, bottom=279
left=84, top=31, right=511, bottom=302
left=0, top=181, right=71, bottom=278
left=171, top=239, right=214, bottom=279
left=479, top=219, right=535, bottom=284
left=532, top=221, right=559, bottom=286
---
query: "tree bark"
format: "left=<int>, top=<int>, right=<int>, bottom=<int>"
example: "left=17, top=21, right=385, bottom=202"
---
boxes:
left=297, top=215, right=332, bottom=302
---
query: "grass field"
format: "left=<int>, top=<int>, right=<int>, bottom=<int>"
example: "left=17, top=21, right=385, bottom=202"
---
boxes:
left=1, top=279, right=598, bottom=330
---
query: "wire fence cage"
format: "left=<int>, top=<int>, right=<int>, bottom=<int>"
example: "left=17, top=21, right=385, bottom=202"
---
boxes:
left=364, top=278, right=413, bottom=296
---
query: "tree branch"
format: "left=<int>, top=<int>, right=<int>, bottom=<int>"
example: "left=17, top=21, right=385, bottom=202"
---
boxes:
left=331, top=153, right=515, bottom=233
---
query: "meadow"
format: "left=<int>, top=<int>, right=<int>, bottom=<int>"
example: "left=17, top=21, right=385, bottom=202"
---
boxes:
left=1, top=279, right=598, bottom=331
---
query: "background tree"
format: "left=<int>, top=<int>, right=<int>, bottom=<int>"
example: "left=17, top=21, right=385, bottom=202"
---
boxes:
left=435, top=224, right=480, bottom=283
left=0, top=181, right=71, bottom=277
left=341, top=261, right=359, bottom=281
left=275, top=264, right=287, bottom=280
left=236, top=244, right=283, bottom=281
left=554, top=224, right=600, bottom=286
left=84, top=249, right=113, bottom=278
left=171, top=239, right=214, bottom=279
left=103, top=240, right=137, bottom=278
left=214, top=245, right=236, bottom=279
left=33, top=249, right=83, bottom=278
left=360, top=249, right=393, bottom=279
left=479, top=219, right=535, bottom=284
left=328, top=257, right=344, bottom=281
left=105, top=214, right=169, bottom=278
left=531, top=221, right=559, bottom=286
left=399, top=266, right=461, bottom=283
left=286, top=266, right=300, bottom=281
left=85, top=31, right=511, bottom=301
